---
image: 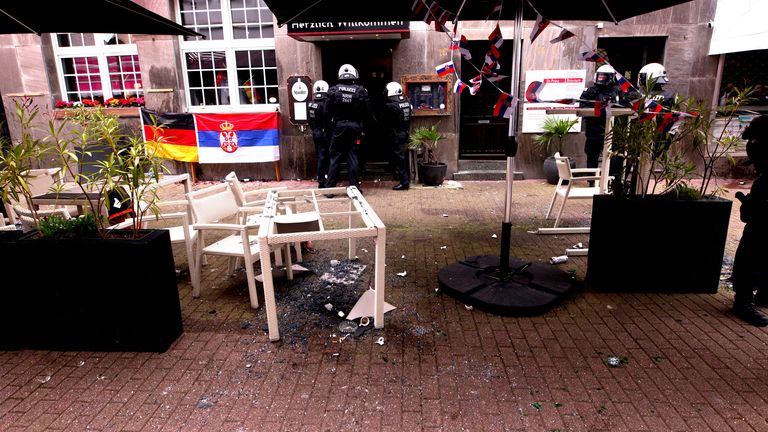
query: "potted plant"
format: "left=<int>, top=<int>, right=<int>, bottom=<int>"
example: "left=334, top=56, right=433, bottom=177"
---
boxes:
left=408, top=121, right=447, bottom=186
left=0, top=98, right=182, bottom=352
left=586, top=84, right=754, bottom=293
left=533, top=116, right=579, bottom=184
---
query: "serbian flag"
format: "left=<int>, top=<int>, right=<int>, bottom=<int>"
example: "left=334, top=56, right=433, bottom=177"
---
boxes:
left=580, top=50, right=605, bottom=63
left=195, top=113, right=279, bottom=164
left=141, top=108, right=198, bottom=163
left=529, top=14, right=550, bottom=43
left=435, top=61, right=455, bottom=77
left=488, top=24, right=503, bottom=49
left=615, top=73, right=631, bottom=92
left=550, top=28, right=575, bottom=44
left=656, top=112, right=681, bottom=133
left=450, top=35, right=472, bottom=60
left=637, top=100, right=663, bottom=123
left=493, top=93, right=515, bottom=118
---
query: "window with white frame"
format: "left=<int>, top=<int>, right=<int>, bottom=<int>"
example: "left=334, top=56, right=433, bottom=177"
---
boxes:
left=179, top=0, right=278, bottom=111
left=52, top=33, right=144, bottom=104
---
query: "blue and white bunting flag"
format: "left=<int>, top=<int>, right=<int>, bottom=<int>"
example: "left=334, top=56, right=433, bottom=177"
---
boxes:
left=530, top=14, right=550, bottom=42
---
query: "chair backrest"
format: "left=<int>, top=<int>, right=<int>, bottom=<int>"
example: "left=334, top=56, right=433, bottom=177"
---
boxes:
left=553, top=153, right=573, bottom=181
left=24, top=168, right=64, bottom=196
left=186, top=182, right=240, bottom=224
left=224, top=171, right=248, bottom=206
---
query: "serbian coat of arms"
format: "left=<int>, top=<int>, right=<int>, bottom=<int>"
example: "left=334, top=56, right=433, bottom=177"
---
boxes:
left=218, top=121, right=238, bottom=153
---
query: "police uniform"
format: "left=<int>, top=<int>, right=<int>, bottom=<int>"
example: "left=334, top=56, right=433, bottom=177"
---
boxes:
left=383, top=94, right=412, bottom=188
left=579, top=84, right=623, bottom=169
left=307, top=92, right=330, bottom=188
left=645, top=87, right=677, bottom=159
left=732, top=115, right=768, bottom=326
left=325, top=82, right=371, bottom=189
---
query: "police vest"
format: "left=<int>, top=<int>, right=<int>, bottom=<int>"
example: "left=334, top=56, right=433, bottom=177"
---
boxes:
left=386, top=95, right=411, bottom=134
left=307, top=94, right=326, bottom=132
left=327, top=84, right=368, bottom=123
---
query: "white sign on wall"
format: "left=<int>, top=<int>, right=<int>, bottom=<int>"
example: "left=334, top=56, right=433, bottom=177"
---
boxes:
left=522, top=69, right=586, bottom=133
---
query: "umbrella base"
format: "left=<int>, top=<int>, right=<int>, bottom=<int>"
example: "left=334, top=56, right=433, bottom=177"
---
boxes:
left=437, top=255, right=575, bottom=316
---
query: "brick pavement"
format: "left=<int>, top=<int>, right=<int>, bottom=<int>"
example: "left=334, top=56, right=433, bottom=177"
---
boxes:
left=2, top=178, right=767, bottom=432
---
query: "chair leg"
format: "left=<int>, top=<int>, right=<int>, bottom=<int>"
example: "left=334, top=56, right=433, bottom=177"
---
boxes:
left=294, top=242, right=302, bottom=263
left=192, top=242, right=203, bottom=298
left=545, top=189, right=559, bottom=219
left=245, top=257, right=259, bottom=309
left=553, top=187, right=571, bottom=228
left=274, top=245, right=284, bottom=267
left=185, top=241, right=197, bottom=289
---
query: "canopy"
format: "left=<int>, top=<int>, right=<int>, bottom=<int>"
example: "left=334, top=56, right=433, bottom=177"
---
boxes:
left=262, top=0, right=695, bottom=315
left=264, top=0, right=693, bottom=26
left=0, top=0, right=202, bottom=37
left=708, top=0, right=768, bottom=55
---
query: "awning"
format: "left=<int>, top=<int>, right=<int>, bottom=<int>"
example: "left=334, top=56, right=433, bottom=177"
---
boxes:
left=708, top=0, right=768, bottom=55
left=263, top=0, right=693, bottom=27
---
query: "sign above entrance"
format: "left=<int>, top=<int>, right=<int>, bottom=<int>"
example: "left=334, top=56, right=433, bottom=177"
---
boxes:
left=287, top=20, right=409, bottom=41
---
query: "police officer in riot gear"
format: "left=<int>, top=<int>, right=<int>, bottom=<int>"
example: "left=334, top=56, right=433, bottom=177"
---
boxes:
left=325, top=64, right=372, bottom=192
left=307, top=79, right=330, bottom=188
left=579, top=64, right=623, bottom=171
left=638, top=62, right=677, bottom=158
left=383, top=82, right=412, bottom=190
left=732, top=115, right=768, bottom=326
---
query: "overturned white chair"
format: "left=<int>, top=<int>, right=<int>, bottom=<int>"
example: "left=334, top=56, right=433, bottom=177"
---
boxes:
left=186, top=182, right=280, bottom=309
left=545, top=152, right=601, bottom=228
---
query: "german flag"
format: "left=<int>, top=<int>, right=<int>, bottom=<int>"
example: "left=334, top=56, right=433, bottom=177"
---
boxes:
left=141, top=108, right=198, bottom=163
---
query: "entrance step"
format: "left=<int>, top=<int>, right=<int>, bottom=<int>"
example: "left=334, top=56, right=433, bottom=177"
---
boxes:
left=453, top=160, right=524, bottom=181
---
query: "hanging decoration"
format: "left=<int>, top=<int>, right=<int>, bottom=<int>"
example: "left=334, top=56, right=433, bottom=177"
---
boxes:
left=421, top=0, right=695, bottom=126
left=529, top=14, right=550, bottom=43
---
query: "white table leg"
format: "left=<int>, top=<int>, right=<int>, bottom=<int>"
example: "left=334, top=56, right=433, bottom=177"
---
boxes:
left=258, top=237, right=280, bottom=341
left=374, top=227, right=385, bottom=329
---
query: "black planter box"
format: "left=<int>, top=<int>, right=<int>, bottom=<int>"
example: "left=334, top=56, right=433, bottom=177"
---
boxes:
left=586, top=195, right=732, bottom=293
left=0, top=229, right=183, bottom=352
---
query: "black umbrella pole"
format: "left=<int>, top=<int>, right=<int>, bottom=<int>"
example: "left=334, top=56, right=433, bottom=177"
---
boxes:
left=499, top=221, right=513, bottom=275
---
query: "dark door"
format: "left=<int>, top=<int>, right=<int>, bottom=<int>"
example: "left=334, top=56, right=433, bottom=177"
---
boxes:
left=321, top=40, right=396, bottom=177
left=597, top=36, right=666, bottom=88
left=459, top=40, right=513, bottom=158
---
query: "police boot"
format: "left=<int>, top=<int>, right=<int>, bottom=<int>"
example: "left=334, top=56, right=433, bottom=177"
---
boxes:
left=754, top=290, right=768, bottom=307
left=733, top=292, right=768, bottom=327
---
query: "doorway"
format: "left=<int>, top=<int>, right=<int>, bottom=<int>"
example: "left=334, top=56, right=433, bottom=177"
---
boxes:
left=459, top=40, right=513, bottom=158
left=321, top=40, right=396, bottom=177
left=597, top=36, right=666, bottom=87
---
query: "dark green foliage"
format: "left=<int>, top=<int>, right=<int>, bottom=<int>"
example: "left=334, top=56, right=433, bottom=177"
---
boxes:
left=37, top=213, right=99, bottom=239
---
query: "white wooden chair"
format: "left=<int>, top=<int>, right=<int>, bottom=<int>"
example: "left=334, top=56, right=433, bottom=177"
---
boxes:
left=186, top=182, right=277, bottom=309
left=224, top=171, right=301, bottom=263
left=545, top=152, right=601, bottom=228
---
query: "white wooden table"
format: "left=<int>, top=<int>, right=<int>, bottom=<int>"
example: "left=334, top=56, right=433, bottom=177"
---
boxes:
left=256, top=186, right=386, bottom=341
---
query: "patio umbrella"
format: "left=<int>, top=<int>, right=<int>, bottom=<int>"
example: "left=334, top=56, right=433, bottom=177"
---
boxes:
left=0, top=0, right=202, bottom=37
left=263, top=0, right=694, bottom=315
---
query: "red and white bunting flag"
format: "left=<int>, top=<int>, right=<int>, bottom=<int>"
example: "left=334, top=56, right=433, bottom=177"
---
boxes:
left=450, top=35, right=472, bottom=60
left=580, top=50, right=606, bottom=63
left=493, top=93, right=515, bottom=118
left=529, top=14, right=550, bottom=43
left=488, top=24, right=503, bottom=49
left=550, top=28, right=575, bottom=44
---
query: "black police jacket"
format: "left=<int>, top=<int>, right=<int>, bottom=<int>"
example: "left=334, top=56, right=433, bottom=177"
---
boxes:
left=326, top=82, right=371, bottom=126
left=383, top=95, right=411, bottom=137
left=307, top=93, right=327, bottom=137
left=579, top=84, right=624, bottom=140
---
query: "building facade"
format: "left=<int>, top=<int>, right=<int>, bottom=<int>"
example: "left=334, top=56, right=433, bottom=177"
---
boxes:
left=1, top=0, right=764, bottom=182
